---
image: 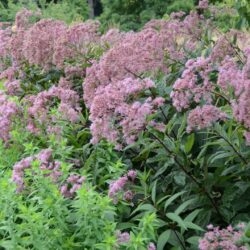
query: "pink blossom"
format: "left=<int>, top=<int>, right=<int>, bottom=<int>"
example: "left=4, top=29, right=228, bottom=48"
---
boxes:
left=108, top=170, right=137, bottom=203
left=23, top=19, right=66, bottom=70
left=100, top=28, right=125, bottom=47
left=127, top=170, right=137, bottom=181
left=108, top=176, right=128, bottom=200
left=27, top=82, right=81, bottom=134
left=147, top=242, right=156, bottom=250
left=4, top=80, right=21, bottom=95
left=15, top=8, right=40, bottom=31
left=187, top=105, right=227, bottom=132
left=198, top=0, right=209, bottom=9
left=199, top=224, right=247, bottom=250
left=171, top=57, right=213, bottom=111
left=88, top=77, right=163, bottom=146
left=12, top=149, right=63, bottom=192
left=0, top=91, right=18, bottom=142
left=0, top=27, right=11, bottom=59
left=116, top=231, right=130, bottom=244
left=123, top=190, right=134, bottom=201
left=53, top=20, right=100, bottom=69
left=60, top=174, right=85, bottom=198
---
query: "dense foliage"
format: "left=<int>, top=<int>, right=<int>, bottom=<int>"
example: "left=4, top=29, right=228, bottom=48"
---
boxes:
left=0, top=0, right=89, bottom=23
left=1, top=0, right=250, bottom=249
left=98, top=0, right=195, bottom=31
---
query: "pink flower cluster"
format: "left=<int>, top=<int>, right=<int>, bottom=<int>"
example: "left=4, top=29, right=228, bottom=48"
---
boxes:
left=171, top=57, right=213, bottom=111
left=7, top=9, right=41, bottom=63
left=198, top=0, right=209, bottom=9
left=27, top=78, right=81, bottom=134
left=100, top=28, right=126, bottom=48
left=0, top=9, right=102, bottom=77
left=187, top=105, right=227, bottom=132
left=53, top=20, right=100, bottom=70
left=4, top=80, right=21, bottom=96
left=144, top=11, right=206, bottom=61
left=217, top=56, right=244, bottom=95
left=15, top=8, right=40, bottom=31
left=60, top=174, right=85, bottom=198
left=108, top=170, right=137, bottom=204
left=116, top=230, right=130, bottom=244
left=23, top=19, right=67, bottom=70
left=89, top=77, right=164, bottom=147
left=83, top=28, right=168, bottom=108
left=217, top=51, right=250, bottom=144
left=84, top=11, right=210, bottom=147
left=0, top=91, right=18, bottom=142
left=210, top=32, right=237, bottom=62
left=147, top=242, right=156, bottom=250
left=115, top=230, right=156, bottom=249
left=199, top=224, right=247, bottom=250
left=12, top=149, right=85, bottom=196
left=0, top=27, right=11, bottom=60
left=12, top=149, right=62, bottom=192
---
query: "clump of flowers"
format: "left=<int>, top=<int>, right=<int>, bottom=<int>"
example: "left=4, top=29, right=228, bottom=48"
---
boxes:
left=88, top=77, right=164, bottom=147
left=4, top=79, right=21, bottom=95
left=0, top=27, right=11, bottom=60
left=199, top=224, right=247, bottom=250
left=14, top=8, right=40, bottom=31
left=23, top=19, right=66, bottom=70
left=100, top=28, right=126, bottom=48
left=83, top=28, right=168, bottom=108
left=53, top=20, right=100, bottom=70
left=144, top=10, right=206, bottom=62
left=12, top=148, right=85, bottom=196
left=170, top=57, right=213, bottom=112
left=7, top=9, right=41, bottom=64
left=115, top=230, right=130, bottom=245
left=217, top=56, right=244, bottom=95
left=232, top=83, right=250, bottom=144
left=147, top=242, right=156, bottom=250
left=198, top=0, right=209, bottom=9
left=27, top=79, right=81, bottom=134
left=187, top=105, right=227, bottom=132
left=108, top=170, right=137, bottom=204
left=0, top=91, right=18, bottom=142
left=60, top=174, right=85, bottom=198
left=217, top=50, right=250, bottom=144
left=12, top=149, right=62, bottom=192
left=210, top=32, right=237, bottom=62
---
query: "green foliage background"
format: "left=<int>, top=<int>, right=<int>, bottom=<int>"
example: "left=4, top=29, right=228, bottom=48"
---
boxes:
left=99, top=0, right=195, bottom=31
left=0, top=0, right=89, bottom=23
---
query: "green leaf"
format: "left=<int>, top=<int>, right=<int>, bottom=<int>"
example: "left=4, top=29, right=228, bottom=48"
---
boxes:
left=166, top=212, right=187, bottom=230
left=164, top=191, right=186, bottom=212
left=245, top=230, right=250, bottom=238
left=177, top=114, right=187, bottom=138
left=221, top=165, right=239, bottom=176
left=156, top=195, right=171, bottom=206
left=157, top=230, right=171, bottom=250
left=185, top=221, right=204, bottom=231
left=210, top=151, right=234, bottom=163
left=184, top=209, right=202, bottom=222
left=175, top=198, right=196, bottom=215
left=186, top=236, right=200, bottom=245
left=174, top=172, right=186, bottom=186
left=184, top=133, right=195, bottom=153
left=151, top=180, right=157, bottom=204
left=131, top=204, right=156, bottom=215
